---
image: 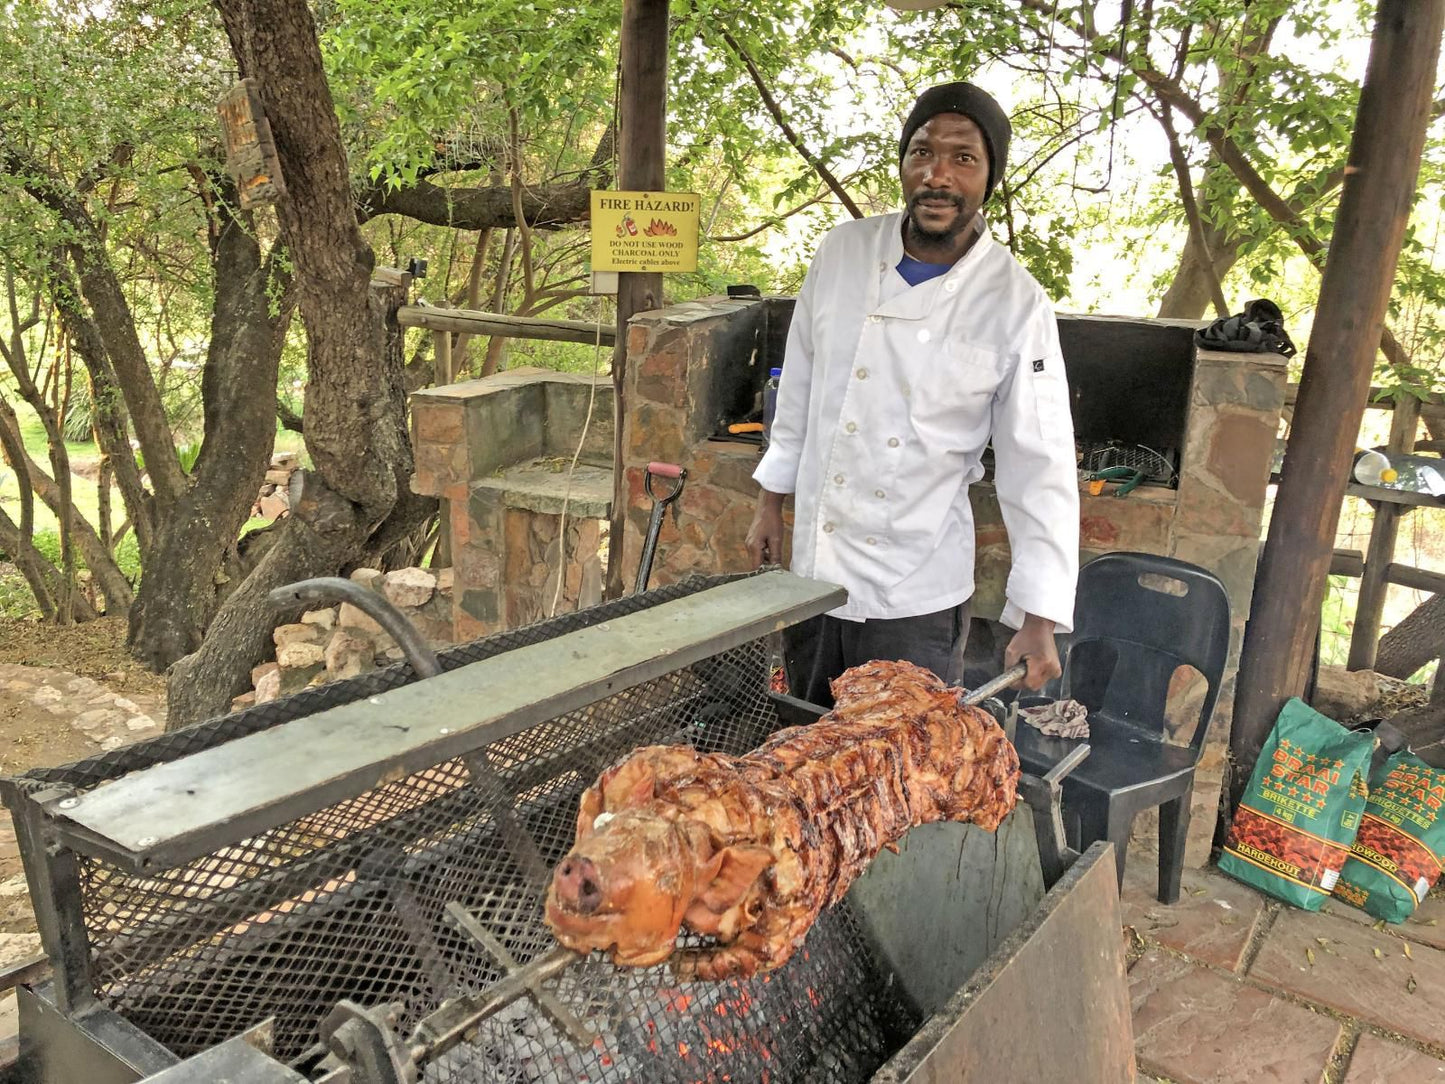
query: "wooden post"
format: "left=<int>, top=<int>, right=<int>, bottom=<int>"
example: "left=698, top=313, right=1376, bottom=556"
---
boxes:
left=605, top=0, right=670, bottom=599
left=1232, top=0, right=1444, bottom=803
left=432, top=329, right=454, bottom=386
left=1346, top=395, right=1421, bottom=670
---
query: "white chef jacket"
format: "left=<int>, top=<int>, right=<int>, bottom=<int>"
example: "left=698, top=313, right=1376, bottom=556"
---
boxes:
left=753, top=211, right=1079, bottom=631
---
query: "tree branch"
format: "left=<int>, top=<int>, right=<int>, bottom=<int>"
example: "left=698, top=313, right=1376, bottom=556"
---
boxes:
left=356, top=175, right=595, bottom=231
left=711, top=25, right=863, bottom=219
left=0, top=138, right=188, bottom=506
left=1154, top=99, right=1230, bottom=317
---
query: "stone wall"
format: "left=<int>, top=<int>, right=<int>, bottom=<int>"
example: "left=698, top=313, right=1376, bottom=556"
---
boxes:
left=411, top=368, right=611, bottom=640
left=232, top=566, right=455, bottom=710
left=617, top=298, right=790, bottom=586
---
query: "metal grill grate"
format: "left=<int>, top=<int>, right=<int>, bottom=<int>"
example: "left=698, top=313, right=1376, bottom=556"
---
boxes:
left=19, top=573, right=917, bottom=1082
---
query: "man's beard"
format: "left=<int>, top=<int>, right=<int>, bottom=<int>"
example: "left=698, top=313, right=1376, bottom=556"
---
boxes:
left=905, top=190, right=972, bottom=246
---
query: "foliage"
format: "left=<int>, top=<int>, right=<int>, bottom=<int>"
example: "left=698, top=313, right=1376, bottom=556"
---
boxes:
left=1, top=0, right=1442, bottom=668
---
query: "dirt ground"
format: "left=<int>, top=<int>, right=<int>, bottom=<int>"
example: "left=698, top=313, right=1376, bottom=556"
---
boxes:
left=0, top=616, right=167, bottom=880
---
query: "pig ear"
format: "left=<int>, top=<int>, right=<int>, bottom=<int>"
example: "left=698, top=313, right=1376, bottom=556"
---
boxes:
left=600, top=757, right=657, bottom=809
left=574, top=786, right=603, bottom=841
left=695, top=845, right=773, bottom=914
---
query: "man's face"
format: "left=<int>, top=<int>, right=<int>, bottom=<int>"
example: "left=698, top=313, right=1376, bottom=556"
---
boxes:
left=900, top=113, right=990, bottom=245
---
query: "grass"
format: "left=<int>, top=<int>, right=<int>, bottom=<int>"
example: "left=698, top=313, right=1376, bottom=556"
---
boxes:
left=0, top=403, right=310, bottom=617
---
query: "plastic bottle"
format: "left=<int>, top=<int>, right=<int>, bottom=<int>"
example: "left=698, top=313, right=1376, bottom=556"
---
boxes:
left=761, top=367, right=782, bottom=453
left=1353, top=449, right=1398, bottom=487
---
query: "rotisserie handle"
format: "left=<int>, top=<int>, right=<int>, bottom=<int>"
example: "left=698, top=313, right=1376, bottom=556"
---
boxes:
left=958, top=662, right=1028, bottom=706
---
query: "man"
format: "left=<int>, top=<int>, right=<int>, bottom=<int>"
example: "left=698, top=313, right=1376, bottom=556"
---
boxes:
left=746, top=80, right=1079, bottom=705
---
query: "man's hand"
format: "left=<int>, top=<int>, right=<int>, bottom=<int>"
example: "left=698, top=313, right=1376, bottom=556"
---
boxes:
left=746, top=490, right=786, bottom=567
left=1004, top=614, right=1061, bottom=691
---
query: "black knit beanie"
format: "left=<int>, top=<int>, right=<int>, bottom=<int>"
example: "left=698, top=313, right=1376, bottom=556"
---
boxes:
left=898, top=82, right=1011, bottom=201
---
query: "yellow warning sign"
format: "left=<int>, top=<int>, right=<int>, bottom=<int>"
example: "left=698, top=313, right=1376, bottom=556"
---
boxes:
left=590, top=191, right=701, bottom=272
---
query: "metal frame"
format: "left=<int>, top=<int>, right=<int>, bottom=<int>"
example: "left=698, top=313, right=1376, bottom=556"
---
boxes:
left=44, top=570, right=847, bottom=873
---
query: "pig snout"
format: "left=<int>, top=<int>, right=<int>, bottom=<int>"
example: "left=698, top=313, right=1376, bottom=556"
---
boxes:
left=554, top=855, right=604, bottom=914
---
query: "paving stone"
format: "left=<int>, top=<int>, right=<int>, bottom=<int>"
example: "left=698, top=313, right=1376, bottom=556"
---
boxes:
left=1248, top=909, right=1445, bottom=1047
left=1321, top=895, right=1445, bottom=953
left=1131, top=950, right=1340, bottom=1084
left=72, top=708, right=122, bottom=731
left=1343, top=1034, right=1445, bottom=1082
left=1123, top=861, right=1267, bottom=971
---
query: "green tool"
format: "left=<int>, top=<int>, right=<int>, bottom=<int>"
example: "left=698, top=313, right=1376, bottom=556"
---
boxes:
left=1086, top=464, right=1145, bottom=497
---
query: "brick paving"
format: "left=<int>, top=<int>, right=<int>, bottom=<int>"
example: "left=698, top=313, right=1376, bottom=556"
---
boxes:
left=1131, top=949, right=1340, bottom=1084
left=1248, top=910, right=1445, bottom=1047
left=1342, top=1034, right=1445, bottom=1082
left=1123, top=860, right=1445, bottom=1084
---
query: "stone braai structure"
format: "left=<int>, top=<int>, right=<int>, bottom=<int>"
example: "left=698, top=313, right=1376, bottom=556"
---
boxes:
left=411, top=368, right=612, bottom=640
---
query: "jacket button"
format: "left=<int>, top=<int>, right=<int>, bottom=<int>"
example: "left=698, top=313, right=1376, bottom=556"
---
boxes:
left=888, top=437, right=900, bottom=448
left=846, top=422, right=858, bottom=433
left=917, top=329, right=931, bottom=343
left=866, top=537, right=877, bottom=546
left=834, top=474, right=845, bottom=485
left=856, top=367, right=869, bottom=380
left=868, top=315, right=881, bottom=324
left=875, top=489, right=886, bottom=499
left=944, top=279, right=958, bottom=292
left=822, top=522, right=836, bottom=533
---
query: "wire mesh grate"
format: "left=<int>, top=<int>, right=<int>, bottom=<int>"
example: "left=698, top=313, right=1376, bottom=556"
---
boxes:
left=14, top=574, right=918, bottom=1081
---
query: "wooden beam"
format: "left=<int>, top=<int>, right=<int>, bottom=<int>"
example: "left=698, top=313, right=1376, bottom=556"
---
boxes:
left=1285, top=383, right=1445, bottom=410
left=1386, top=563, right=1445, bottom=595
left=607, top=0, right=670, bottom=599
left=1345, top=481, right=1445, bottom=509
left=1233, top=0, right=1444, bottom=805
left=1330, top=549, right=1365, bottom=578
left=398, top=306, right=616, bottom=348
left=1324, top=550, right=1445, bottom=594
left=1348, top=396, right=1421, bottom=669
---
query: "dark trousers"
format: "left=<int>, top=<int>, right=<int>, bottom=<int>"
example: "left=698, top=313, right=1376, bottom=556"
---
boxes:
left=781, top=601, right=971, bottom=709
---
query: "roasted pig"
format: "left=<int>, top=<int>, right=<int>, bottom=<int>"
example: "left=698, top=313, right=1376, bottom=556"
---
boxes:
left=545, top=659, right=1019, bottom=979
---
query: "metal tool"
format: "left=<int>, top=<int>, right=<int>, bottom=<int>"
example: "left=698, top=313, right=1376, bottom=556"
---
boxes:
left=1017, top=744, right=1091, bottom=888
left=958, top=661, right=1028, bottom=707
left=268, top=577, right=441, bottom=677
left=634, top=461, right=686, bottom=593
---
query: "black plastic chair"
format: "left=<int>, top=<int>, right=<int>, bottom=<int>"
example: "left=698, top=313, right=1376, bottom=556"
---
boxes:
left=1013, top=552, right=1230, bottom=904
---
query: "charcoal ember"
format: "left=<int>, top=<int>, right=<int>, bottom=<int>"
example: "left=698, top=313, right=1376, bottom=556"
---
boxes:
left=545, top=660, right=1019, bottom=979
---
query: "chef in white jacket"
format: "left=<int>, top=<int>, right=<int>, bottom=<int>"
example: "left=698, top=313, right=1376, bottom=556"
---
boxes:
left=747, top=81, right=1079, bottom=705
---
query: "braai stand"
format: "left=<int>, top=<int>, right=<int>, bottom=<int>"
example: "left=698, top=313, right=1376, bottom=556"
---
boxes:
left=2, top=571, right=1135, bottom=1084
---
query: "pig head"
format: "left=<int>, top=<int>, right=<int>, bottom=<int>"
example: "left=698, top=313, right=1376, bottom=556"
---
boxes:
left=544, top=748, right=774, bottom=967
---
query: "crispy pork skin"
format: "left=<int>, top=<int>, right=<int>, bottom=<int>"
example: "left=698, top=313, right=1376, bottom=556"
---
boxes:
left=545, top=660, right=1019, bottom=979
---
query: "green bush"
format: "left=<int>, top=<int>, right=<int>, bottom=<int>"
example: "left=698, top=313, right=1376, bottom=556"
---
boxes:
left=31, top=528, right=141, bottom=584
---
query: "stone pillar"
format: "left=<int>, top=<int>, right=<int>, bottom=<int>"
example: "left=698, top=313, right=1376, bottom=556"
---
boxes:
left=1164, top=345, right=1288, bottom=864
left=411, top=368, right=613, bottom=640
left=620, top=298, right=788, bottom=587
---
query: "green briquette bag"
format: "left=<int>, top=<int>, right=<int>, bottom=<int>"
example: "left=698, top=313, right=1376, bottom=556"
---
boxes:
left=1333, top=751, right=1445, bottom=923
left=1219, top=698, right=1374, bottom=910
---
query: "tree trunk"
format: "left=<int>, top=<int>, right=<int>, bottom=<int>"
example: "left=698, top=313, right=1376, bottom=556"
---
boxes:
left=0, top=504, right=95, bottom=621
left=1232, top=0, right=1445, bottom=803
left=0, top=398, right=133, bottom=611
left=168, top=0, right=416, bottom=728
left=52, top=261, right=155, bottom=551
left=1375, top=593, right=1445, bottom=680
left=129, top=200, right=284, bottom=670
left=1156, top=157, right=1245, bottom=319
left=0, top=408, right=57, bottom=620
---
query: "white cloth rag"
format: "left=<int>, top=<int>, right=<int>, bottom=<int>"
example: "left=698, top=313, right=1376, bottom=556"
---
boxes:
left=1020, top=699, right=1090, bottom=739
